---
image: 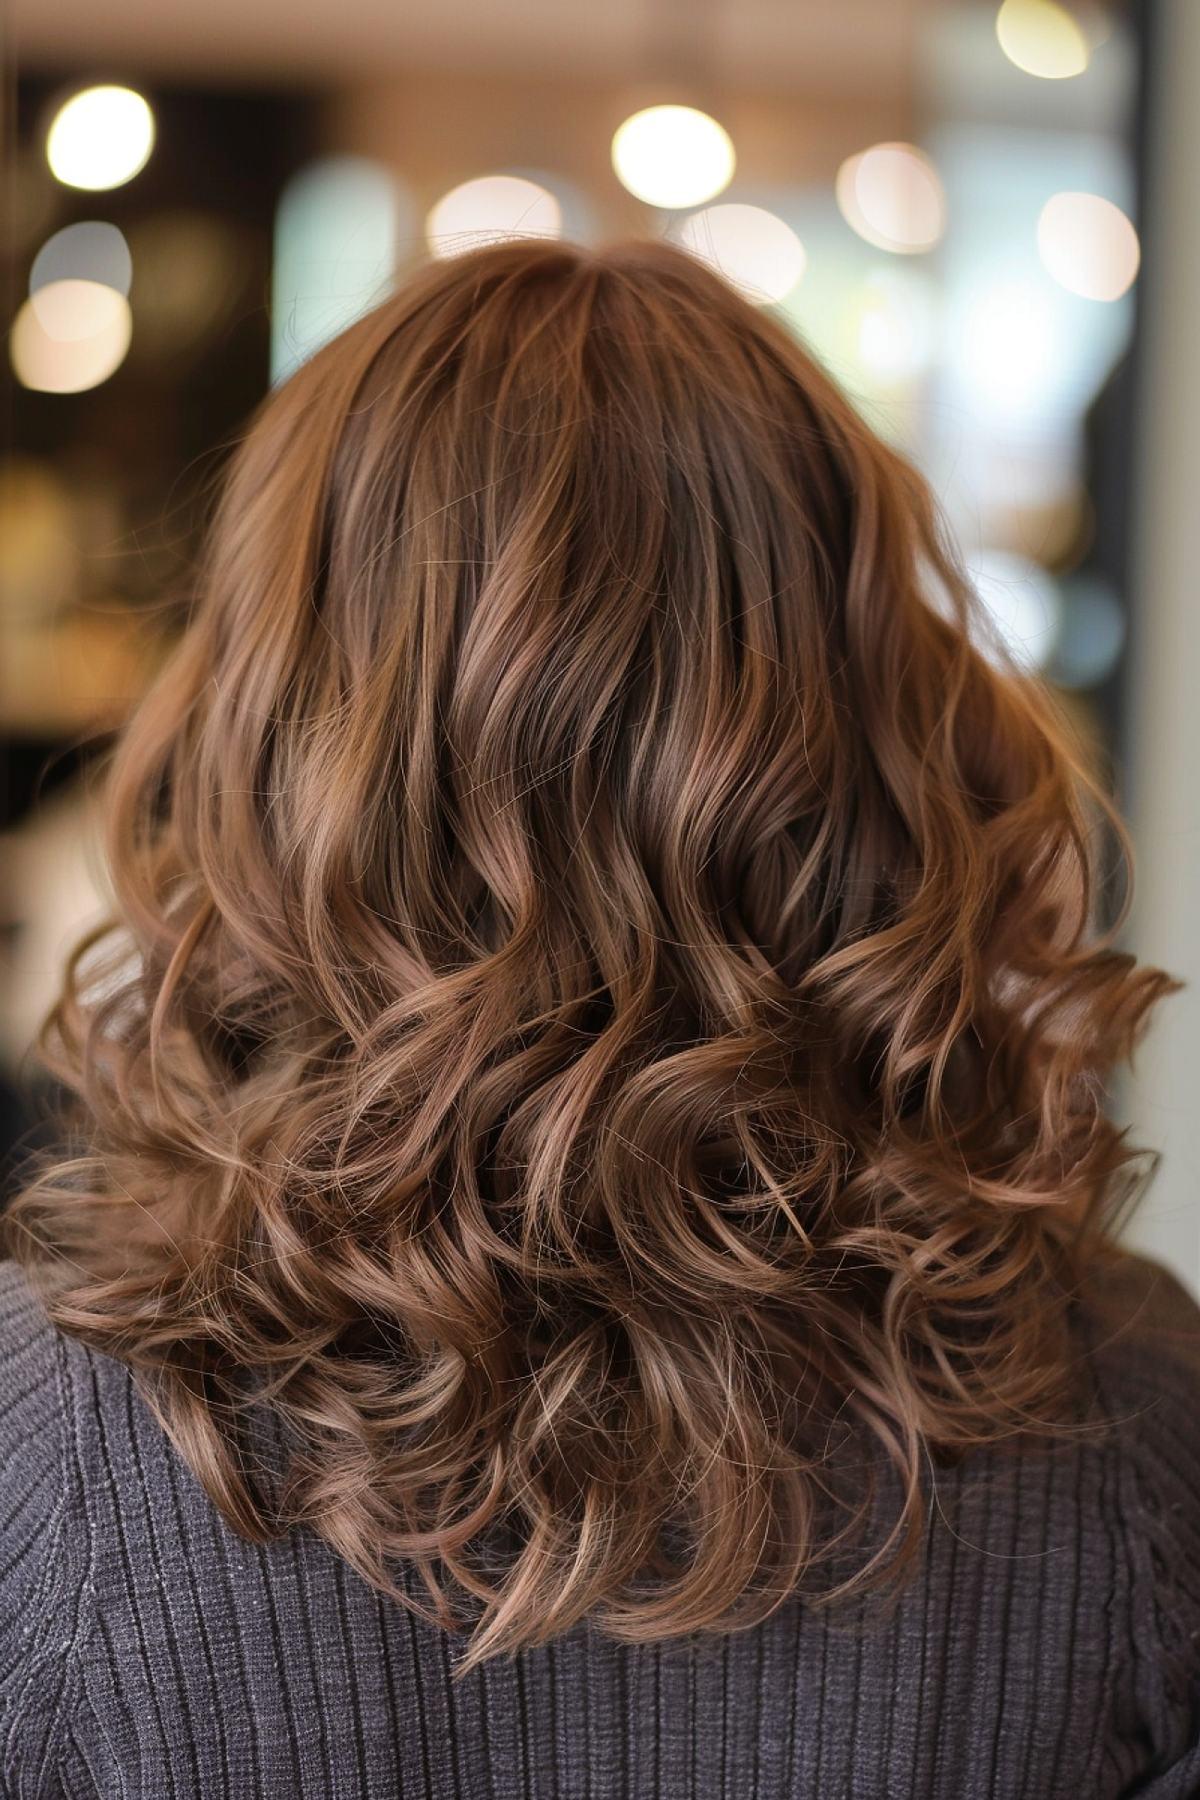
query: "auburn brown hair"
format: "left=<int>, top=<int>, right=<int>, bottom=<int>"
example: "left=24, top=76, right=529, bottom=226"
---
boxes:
left=6, top=237, right=1174, bottom=1669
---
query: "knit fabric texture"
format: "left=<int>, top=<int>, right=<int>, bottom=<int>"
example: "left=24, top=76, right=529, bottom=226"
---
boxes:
left=1, top=1251, right=1198, bottom=1799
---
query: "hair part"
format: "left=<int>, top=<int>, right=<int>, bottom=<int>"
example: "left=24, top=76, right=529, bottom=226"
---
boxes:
left=6, top=237, right=1175, bottom=1669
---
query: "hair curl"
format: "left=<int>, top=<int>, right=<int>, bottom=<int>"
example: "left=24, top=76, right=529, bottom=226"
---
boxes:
left=6, top=238, right=1175, bottom=1669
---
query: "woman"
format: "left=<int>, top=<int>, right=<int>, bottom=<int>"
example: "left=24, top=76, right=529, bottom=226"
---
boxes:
left=2, top=238, right=1198, bottom=1798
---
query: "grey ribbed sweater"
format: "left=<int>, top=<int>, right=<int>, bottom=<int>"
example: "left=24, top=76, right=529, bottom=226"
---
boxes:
left=1, top=1252, right=1199, bottom=1799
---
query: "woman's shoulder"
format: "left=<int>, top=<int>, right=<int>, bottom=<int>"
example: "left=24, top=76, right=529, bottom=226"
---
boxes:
left=1068, top=1248, right=1200, bottom=1584
left=0, top=1257, right=72, bottom=1516
left=1073, top=1247, right=1200, bottom=1574
left=1068, top=1250, right=1200, bottom=1788
left=0, top=1259, right=90, bottom=1751
left=0, top=1259, right=150, bottom=1536
left=1075, top=1243, right=1200, bottom=1419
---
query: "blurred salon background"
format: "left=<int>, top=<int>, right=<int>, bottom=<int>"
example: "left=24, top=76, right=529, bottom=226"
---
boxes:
left=2, top=0, right=1198, bottom=1290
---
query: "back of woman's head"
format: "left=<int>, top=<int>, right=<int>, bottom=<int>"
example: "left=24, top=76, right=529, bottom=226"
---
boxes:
left=7, top=237, right=1173, bottom=1666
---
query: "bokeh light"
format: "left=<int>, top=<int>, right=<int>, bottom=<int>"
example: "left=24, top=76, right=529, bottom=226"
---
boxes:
left=11, top=283, right=132, bottom=392
left=931, top=120, right=1135, bottom=448
left=1075, top=2, right=1115, bottom=50
left=1037, top=191, right=1140, bottom=301
left=835, top=144, right=945, bottom=254
left=273, top=159, right=406, bottom=378
left=46, top=85, right=155, bottom=191
left=995, top=0, right=1090, bottom=80
left=611, top=106, right=735, bottom=210
left=953, top=275, right=1059, bottom=426
left=856, top=266, right=937, bottom=383
left=425, top=174, right=562, bottom=258
left=675, top=204, right=805, bottom=304
left=30, top=224, right=132, bottom=337
left=1050, top=576, right=1126, bottom=688
left=25, top=278, right=128, bottom=345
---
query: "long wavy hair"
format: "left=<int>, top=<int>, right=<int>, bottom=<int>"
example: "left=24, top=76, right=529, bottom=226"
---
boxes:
left=7, top=237, right=1174, bottom=1669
